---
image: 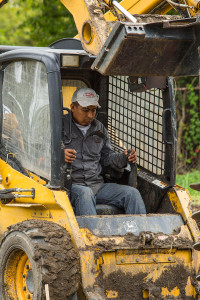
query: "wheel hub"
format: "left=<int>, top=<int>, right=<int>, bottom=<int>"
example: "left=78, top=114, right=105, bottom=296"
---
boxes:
left=26, top=270, right=34, bottom=294
left=4, top=249, right=34, bottom=300
left=22, top=257, right=33, bottom=299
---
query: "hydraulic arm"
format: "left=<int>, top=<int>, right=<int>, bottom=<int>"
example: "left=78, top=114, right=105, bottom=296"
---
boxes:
left=2, top=0, right=200, bottom=56
left=60, top=0, right=172, bottom=55
left=60, top=0, right=200, bottom=57
left=61, top=0, right=200, bottom=78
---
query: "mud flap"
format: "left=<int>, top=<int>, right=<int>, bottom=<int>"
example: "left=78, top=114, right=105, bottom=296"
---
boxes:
left=92, top=18, right=200, bottom=77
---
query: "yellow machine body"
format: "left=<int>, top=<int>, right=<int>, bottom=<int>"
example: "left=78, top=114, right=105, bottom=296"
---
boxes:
left=0, top=157, right=199, bottom=299
left=0, top=1, right=200, bottom=299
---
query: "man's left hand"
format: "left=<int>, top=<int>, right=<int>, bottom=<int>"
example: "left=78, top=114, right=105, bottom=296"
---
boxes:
left=124, top=149, right=137, bottom=163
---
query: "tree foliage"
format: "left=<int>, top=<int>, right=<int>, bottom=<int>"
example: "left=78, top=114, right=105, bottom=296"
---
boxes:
left=183, top=84, right=200, bottom=161
left=0, top=0, right=77, bottom=46
left=0, top=0, right=33, bottom=45
left=175, top=77, right=200, bottom=172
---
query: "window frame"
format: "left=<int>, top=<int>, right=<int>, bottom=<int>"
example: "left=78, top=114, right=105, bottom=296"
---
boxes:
left=0, top=50, right=63, bottom=188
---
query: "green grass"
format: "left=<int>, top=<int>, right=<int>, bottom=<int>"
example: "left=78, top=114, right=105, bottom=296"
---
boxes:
left=176, top=170, right=200, bottom=202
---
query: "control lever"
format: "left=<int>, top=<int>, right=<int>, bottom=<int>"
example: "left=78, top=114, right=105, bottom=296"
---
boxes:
left=127, top=149, right=137, bottom=188
left=63, top=107, right=72, bottom=193
left=64, top=162, right=72, bottom=194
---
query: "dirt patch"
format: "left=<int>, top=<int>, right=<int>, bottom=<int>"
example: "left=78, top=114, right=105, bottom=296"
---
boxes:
left=191, top=203, right=200, bottom=213
left=94, top=263, right=196, bottom=300
left=152, top=234, right=193, bottom=249
left=153, top=264, right=197, bottom=299
left=97, top=269, right=148, bottom=300
left=132, top=14, right=182, bottom=23
left=92, top=231, right=193, bottom=256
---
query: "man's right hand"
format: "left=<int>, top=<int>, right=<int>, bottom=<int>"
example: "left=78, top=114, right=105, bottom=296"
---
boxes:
left=65, top=149, right=77, bottom=163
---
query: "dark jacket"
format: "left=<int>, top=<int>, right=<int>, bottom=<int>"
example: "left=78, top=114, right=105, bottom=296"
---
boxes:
left=63, top=114, right=127, bottom=194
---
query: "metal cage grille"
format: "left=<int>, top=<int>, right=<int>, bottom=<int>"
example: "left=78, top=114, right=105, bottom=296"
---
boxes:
left=108, top=76, right=165, bottom=175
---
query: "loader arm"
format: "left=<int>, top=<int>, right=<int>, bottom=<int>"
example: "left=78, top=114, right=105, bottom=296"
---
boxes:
left=60, top=0, right=174, bottom=55
left=1, top=0, right=199, bottom=57
left=104, top=0, right=172, bottom=21
left=60, top=0, right=200, bottom=64
left=60, top=0, right=200, bottom=77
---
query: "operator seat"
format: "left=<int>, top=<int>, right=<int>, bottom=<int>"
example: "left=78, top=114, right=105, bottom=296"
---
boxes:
left=95, top=164, right=136, bottom=215
left=96, top=204, right=124, bottom=215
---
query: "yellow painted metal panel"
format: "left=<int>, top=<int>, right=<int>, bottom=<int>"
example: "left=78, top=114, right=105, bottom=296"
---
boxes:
left=185, top=277, right=197, bottom=298
left=62, top=86, right=76, bottom=110
left=104, top=0, right=172, bottom=21
left=74, top=0, right=172, bottom=39
left=61, top=0, right=109, bottom=54
left=168, top=186, right=200, bottom=242
left=77, top=248, right=195, bottom=298
left=79, top=250, right=104, bottom=292
left=161, top=286, right=180, bottom=298
left=116, top=250, right=176, bottom=264
left=53, top=189, right=86, bottom=249
left=77, top=231, right=198, bottom=296
left=0, top=159, right=85, bottom=250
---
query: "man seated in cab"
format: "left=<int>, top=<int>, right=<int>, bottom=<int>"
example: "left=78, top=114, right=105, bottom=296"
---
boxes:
left=63, top=88, right=146, bottom=216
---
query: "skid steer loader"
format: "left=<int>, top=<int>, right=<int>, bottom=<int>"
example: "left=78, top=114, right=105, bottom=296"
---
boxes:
left=0, top=0, right=200, bottom=299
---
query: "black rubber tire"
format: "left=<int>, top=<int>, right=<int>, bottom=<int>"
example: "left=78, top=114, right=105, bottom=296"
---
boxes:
left=0, top=219, right=80, bottom=300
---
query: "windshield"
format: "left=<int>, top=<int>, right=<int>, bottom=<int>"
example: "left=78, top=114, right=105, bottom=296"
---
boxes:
left=2, top=60, right=51, bottom=180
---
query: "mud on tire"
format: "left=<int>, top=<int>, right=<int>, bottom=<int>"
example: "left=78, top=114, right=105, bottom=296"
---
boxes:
left=0, top=219, right=80, bottom=300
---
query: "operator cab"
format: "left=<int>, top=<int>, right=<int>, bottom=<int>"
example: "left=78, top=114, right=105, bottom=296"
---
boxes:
left=0, top=39, right=177, bottom=215
left=59, top=39, right=177, bottom=215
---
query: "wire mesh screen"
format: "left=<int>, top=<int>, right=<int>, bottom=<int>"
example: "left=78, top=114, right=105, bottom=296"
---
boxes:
left=108, top=76, right=165, bottom=175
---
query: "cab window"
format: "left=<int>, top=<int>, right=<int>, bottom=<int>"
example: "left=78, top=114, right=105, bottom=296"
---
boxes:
left=2, top=60, right=51, bottom=180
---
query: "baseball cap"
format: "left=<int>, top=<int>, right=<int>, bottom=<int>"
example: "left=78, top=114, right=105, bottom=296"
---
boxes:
left=72, top=88, right=101, bottom=108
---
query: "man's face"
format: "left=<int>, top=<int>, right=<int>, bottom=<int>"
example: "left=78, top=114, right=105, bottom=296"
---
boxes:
left=71, top=103, right=97, bottom=126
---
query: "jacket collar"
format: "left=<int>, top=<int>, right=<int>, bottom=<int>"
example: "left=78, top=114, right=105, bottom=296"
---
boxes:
left=71, top=116, right=98, bottom=137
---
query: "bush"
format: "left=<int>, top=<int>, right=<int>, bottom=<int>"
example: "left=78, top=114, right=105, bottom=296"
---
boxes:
left=175, top=77, right=200, bottom=173
left=176, top=170, right=200, bottom=202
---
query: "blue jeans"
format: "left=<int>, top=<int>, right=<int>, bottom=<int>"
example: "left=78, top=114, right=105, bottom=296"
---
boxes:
left=70, top=183, right=146, bottom=216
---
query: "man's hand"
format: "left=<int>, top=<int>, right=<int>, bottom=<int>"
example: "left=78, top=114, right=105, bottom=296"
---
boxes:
left=65, top=149, right=77, bottom=163
left=124, top=149, right=137, bottom=163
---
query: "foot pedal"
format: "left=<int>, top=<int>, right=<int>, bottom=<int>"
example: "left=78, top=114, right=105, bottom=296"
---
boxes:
left=192, top=210, right=200, bottom=221
left=193, top=242, right=200, bottom=251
